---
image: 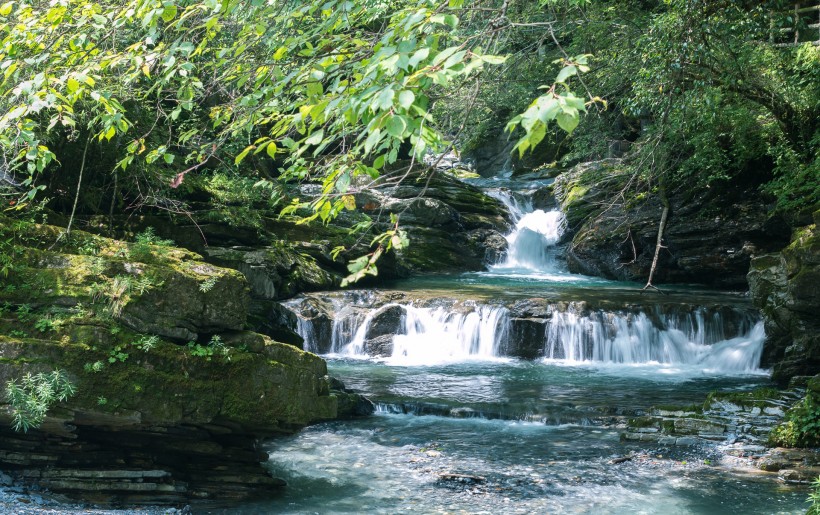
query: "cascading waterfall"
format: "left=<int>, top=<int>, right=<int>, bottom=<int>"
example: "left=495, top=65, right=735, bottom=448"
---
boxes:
left=331, top=303, right=509, bottom=365
left=290, top=298, right=765, bottom=373
left=389, top=305, right=509, bottom=365
left=543, top=309, right=764, bottom=372
left=486, top=189, right=566, bottom=273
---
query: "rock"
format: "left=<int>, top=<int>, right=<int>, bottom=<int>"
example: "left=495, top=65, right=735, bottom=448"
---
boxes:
left=438, top=473, right=486, bottom=484
left=363, top=304, right=405, bottom=340
left=204, top=245, right=340, bottom=301
left=0, top=217, right=373, bottom=504
left=748, top=218, right=820, bottom=381
left=0, top=331, right=338, bottom=503
left=608, top=455, right=633, bottom=465
left=362, top=334, right=395, bottom=357
left=0, top=218, right=249, bottom=342
left=554, top=159, right=790, bottom=288
left=247, top=301, right=304, bottom=347
left=506, top=318, right=547, bottom=358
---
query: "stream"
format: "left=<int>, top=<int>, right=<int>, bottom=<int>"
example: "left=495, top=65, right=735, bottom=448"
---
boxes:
left=227, top=178, right=807, bottom=513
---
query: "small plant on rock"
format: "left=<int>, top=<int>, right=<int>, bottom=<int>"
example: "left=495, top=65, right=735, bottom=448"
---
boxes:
left=199, top=276, right=218, bottom=293
left=5, top=369, right=76, bottom=432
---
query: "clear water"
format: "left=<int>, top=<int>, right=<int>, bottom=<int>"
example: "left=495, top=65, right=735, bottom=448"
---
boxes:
left=230, top=360, right=807, bottom=515
left=219, top=179, right=810, bottom=514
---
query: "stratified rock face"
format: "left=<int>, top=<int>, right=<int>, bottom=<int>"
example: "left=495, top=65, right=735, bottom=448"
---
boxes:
left=748, top=217, right=820, bottom=382
left=350, top=169, right=512, bottom=276
left=0, top=217, right=358, bottom=504
left=553, top=160, right=790, bottom=288
left=0, top=333, right=337, bottom=504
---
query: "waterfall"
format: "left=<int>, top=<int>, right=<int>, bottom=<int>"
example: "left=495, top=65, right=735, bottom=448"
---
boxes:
left=329, top=304, right=510, bottom=365
left=388, top=305, right=509, bottom=365
left=289, top=296, right=766, bottom=374
left=296, top=316, right=318, bottom=354
left=486, top=189, right=566, bottom=273
left=543, top=308, right=764, bottom=373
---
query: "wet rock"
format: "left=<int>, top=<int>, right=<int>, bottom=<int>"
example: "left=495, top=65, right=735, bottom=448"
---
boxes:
left=554, top=159, right=790, bottom=288
left=748, top=217, right=820, bottom=381
left=505, top=318, right=548, bottom=358
left=362, top=334, right=394, bottom=357
left=438, top=473, right=486, bottom=484
left=364, top=304, right=406, bottom=340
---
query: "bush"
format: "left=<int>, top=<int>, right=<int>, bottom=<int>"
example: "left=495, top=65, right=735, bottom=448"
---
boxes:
left=768, top=393, right=820, bottom=448
left=5, top=369, right=76, bottom=432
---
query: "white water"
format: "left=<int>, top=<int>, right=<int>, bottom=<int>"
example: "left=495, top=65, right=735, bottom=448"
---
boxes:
left=485, top=189, right=569, bottom=276
left=544, top=310, right=765, bottom=375
left=388, top=305, right=509, bottom=365
left=293, top=300, right=765, bottom=375
left=335, top=303, right=510, bottom=366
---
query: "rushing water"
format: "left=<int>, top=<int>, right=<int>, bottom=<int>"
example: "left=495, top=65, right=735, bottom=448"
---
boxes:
left=233, top=179, right=810, bottom=514
left=236, top=360, right=806, bottom=515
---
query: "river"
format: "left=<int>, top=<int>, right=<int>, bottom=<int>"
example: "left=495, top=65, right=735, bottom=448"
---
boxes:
left=224, top=178, right=808, bottom=514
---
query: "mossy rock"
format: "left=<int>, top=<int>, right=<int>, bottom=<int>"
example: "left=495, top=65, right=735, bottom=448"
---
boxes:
left=0, top=217, right=249, bottom=341
left=0, top=330, right=336, bottom=433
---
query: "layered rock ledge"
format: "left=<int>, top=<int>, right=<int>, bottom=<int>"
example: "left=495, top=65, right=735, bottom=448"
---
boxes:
left=0, top=217, right=368, bottom=504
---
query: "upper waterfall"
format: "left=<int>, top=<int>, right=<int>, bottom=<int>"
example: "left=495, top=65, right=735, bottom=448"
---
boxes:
left=483, top=188, right=568, bottom=276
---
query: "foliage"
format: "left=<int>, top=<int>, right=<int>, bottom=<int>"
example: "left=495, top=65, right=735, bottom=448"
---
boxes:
left=5, top=369, right=76, bottom=432
left=809, top=476, right=820, bottom=515
left=0, top=0, right=591, bottom=282
left=187, top=334, right=228, bottom=361
left=768, top=393, right=820, bottom=448
left=130, top=227, right=174, bottom=262
left=198, top=276, right=217, bottom=293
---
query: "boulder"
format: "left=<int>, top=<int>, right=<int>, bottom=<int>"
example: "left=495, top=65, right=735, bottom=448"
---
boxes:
left=204, top=244, right=340, bottom=301
left=364, top=304, right=406, bottom=340
left=0, top=330, right=340, bottom=504
left=0, top=217, right=371, bottom=504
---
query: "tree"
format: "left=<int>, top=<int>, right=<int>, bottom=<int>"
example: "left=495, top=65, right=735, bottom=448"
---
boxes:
left=0, top=0, right=591, bottom=282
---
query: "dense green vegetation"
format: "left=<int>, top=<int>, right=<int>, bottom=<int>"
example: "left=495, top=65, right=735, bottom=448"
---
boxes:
left=1, top=0, right=816, bottom=243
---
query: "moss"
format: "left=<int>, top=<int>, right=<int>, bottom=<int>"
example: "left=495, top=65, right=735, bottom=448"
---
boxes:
left=627, top=416, right=659, bottom=429
left=704, top=387, right=781, bottom=409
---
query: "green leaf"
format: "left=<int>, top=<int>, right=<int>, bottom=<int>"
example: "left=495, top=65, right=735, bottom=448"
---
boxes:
left=386, top=116, right=406, bottom=138
left=556, top=111, right=580, bottom=133
left=66, top=78, right=80, bottom=93
left=305, top=129, right=324, bottom=146
left=555, top=65, right=577, bottom=83
left=363, top=128, right=381, bottom=155
left=336, top=172, right=350, bottom=193
left=0, top=2, right=12, bottom=16
left=408, top=48, right=429, bottom=68
left=398, top=90, right=415, bottom=110
left=234, top=146, right=253, bottom=165
left=161, top=3, right=177, bottom=22
left=266, top=141, right=277, bottom=158
left=373, top=88, right=395, bottom=112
